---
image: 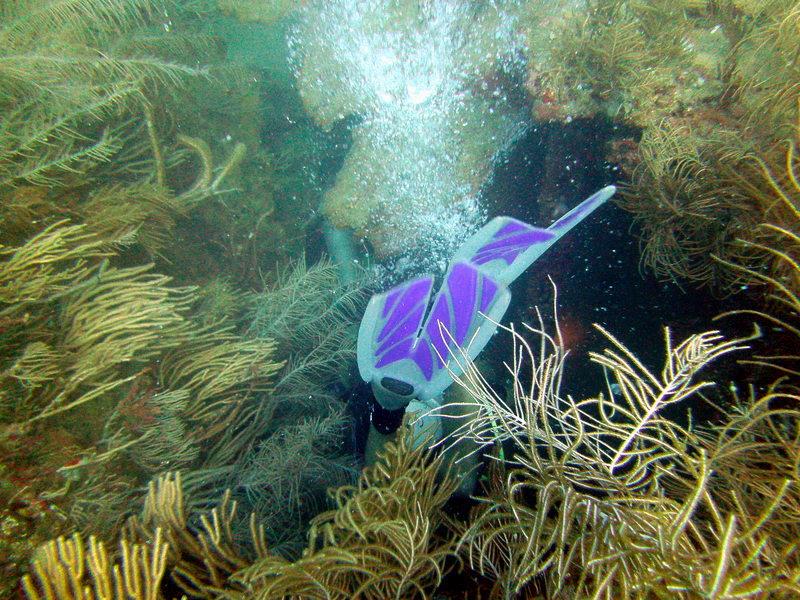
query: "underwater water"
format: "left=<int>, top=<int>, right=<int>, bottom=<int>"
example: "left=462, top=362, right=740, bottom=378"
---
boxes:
left=2, top=1, right=799, bottom=598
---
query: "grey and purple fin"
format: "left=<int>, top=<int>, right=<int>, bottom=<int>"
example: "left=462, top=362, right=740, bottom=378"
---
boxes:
left=357, top=185, right=615, bottom=410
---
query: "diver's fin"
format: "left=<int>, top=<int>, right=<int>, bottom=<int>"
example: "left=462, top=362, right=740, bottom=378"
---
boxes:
left=414, top=262, right=510, bottom=400
left=357, top=264, right=511, bottom=403
left=357, top=185, right=615, bottom=408
left=453, top=185, right=616, bottom=285
left=549, top=184, right=616, bottom=234
left=357, top=275, right=434, bottom=397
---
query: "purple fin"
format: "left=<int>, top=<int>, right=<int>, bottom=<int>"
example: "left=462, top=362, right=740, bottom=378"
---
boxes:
left=357, top=264, right=510, bottom=402
left=452, top=185, right=615, bottom=285
left=472, top=226, right=555, bottom=266
left=415, top=262, right=509, bottom=398
left=377, top=277, right=433, bottom=344
left=550, top=185, right=614, bottom=231
left=358, top=186, right=615, bottom=407
left=357, top=276, right=434, bottom=386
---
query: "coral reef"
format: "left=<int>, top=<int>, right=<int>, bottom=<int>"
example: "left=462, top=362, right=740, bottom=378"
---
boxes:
left=51, top=430, right=456, bottom=599
left=234, top=258, right=368, bottom=554
left=0, top=0, right=212, bottom=190
left=21, top=304, right=800, bottom=598
left=0, top=1, right=361, bottom=595
left=436, top=311, right=798, bottom=598
left=22, top=529, right=169, bottom=600
left=618, top=121, right=763, bottom=291
left=527, top=0, right=800, bottom=295
left=237, top=430, right=457, bottom=599
left=8, top=1, right=800, bottom=599
left=531, top=0, right=727, bottom=128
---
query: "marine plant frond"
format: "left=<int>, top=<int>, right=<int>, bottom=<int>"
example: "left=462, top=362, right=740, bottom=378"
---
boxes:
left=130, top=471, right=266, bottom=598
left=458, top=466, right=688, bottom=597
left=57, top=466, right=139, bottom=538
left=272, top=325, right=355, bottom=400
left=0, top=0, right=214, bottom=197
left=80, top=183, right=185, bottom=257
left=714, top=237, right=800, bottom=340
left=60, top=264, right=195, bottom=370
left=194, top=278, right=246, bottom=326
left=0, top=52, right=209, bottom=96
left=5, top=342, right=62, bottom=388
left=0, top=85, right=144, bottom=191
left=439, top=305, right=749, bottom=493
left=736, top=0, right=800, bottom=133
left=173, top=134, right=246, bottom=202
left=697, top=389, right=800, bottom=558
left=431, top=310, right=570, bottom=467
left=619, top=120, right=768, bottom=292
left=158, top=331, right=282, bottom=427
left=8, top=263, right=196, bottom=425
left=0, top=0, right=161, bottom=49
left=105, top=388, right=199, bottom=473
left=543, top=0, right=698, bottom=126
left=712, top=127, right=800, bottom=372
left=0, top=221, right=111, bottom=315
left=116, top=31, right=223, bottom=65
left=587, top=323, right=752, bottom=475
left=21, top=528, right=169, bottom=600
left=0, top=186, right=63, bottom=242
left=443, top=306, right=798, bottom=597
left=236, top=428, right=459, bottom=600
left=756, top=138, right=800, bottom=220
left=236, top=409, right=351, bottom=537
left=4, top=126, right=122, bottom=189
left=248, top=255, right=368, bottom=349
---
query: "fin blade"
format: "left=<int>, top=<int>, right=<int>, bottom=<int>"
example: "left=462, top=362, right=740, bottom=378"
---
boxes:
left=549, top=184, right=616, bottom=233
left=416, top=262, right=510, bottom=400
left=357, top=275, right=434, bottom=386
left=452, top=185, right=616, bottom=285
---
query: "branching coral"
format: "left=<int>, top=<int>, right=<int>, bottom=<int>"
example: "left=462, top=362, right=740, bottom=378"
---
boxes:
left=0, top=221, right=112, bottom=314
left=0, top=180, right=266, bottom=583
left=19, top=298, right=799, bottom=599
left=79, top=184, right=185, bottom=258
left=0, top=1, right=300, bottom=594
left=437, top=306, right=797, bottom=598
left=711, top=120, right=800, bottom=376
left=202, top=258, right=369, bottom=554
left=128, top=471, right=266, bottom=598
left=619, top=120, right=769, bottom=292
left=106, top=389, right=200, bottom=473
left=0, top=0, right=212, bottom=191
left=0, top=84, right=138, bottom=190
left=159, top=331, right=283, bottom=432
left=249, top=257, right=366, bottom=408
left=621, top=96, right=800, bottom=295
left=21, top=528, right=169, bottom=600
left=2, top=262, right=196, bottom=426
left=249, top=257, right=366, bottom=346
left=106, top=430, right=457, bottom=600
left=234, top=429, right=459, bottom=600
